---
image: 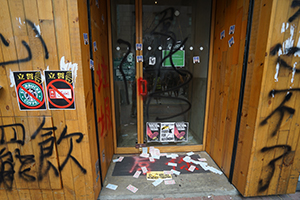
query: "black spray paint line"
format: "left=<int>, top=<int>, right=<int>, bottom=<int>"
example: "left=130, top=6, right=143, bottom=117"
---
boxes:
left=0, top=33, right=9, bottom=46
left=116, top=39, right=131, bottom=105
left=25, top=19, right=49, bottom=59
left=291, top=0, right=300, bottom=8
left=0, top=147, right=15, bottom=190
left=258, top=145, right=292, bottom=192
left=14, top=148, right=36, bottom=182
left=0, top=123, right=25, bottom=146
left=260, top=93, right=295, bottom=137
left=0, top=40, right=32, bottom=66
left=288, top=8, right=300, bottom=22
left=269, top=88, right=300, bottom=97
left=276, top=57, right=300, bottom=73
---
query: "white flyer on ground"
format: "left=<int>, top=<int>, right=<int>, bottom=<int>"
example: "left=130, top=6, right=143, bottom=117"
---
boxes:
left=171, top=169, right=181, bottom=175
left=142, top=147, right=148, bottom=154
left=106, top=183, right=118, bottom=190
left=188, top=165, right=196, bottom=172
left=141, top=166, right=148, bottom=173
left=126, top=184, right=138, bottom=193
left=149, top=157, right=155, bottom=162
left=152, top=179, right=163, bottom=187
left=163, top=170, right=173, bottom=175
left=117, top=156, right=124, bottom=162
left=168, top=162, right=177, bottom=167
left=140, top=153, right=149, bottom=158
left=133, top=170, right=141, bottom=178
left=164, top=179, right=176, bottom=185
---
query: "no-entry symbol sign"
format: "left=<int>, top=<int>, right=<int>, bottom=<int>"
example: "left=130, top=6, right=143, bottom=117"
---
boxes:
left=45, top=70, right=75, bottom=110
left=13, top=71, right=46, bottom=111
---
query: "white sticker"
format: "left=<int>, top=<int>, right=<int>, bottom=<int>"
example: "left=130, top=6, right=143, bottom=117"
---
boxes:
left=193, top=56, right=200, bottom=64
left=149, top=57, right=156, bottom=65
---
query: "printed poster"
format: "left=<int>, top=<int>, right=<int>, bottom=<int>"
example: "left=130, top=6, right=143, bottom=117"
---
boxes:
left=146, top=122, right=160, bottom=142
left=174, top=122, right=188, bottom=142
left=160, top=122, right=175, bottom=142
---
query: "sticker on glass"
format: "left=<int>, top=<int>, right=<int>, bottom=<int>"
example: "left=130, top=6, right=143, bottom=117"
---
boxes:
left=174, top=122, right=188, bottom=142
left=193, top=56, right=200, bottom=64
left=146, top=122, right=160, bottom=142
left=160, top=122, right=175, bottom=142
left=149, top=57, right=156, bottom=65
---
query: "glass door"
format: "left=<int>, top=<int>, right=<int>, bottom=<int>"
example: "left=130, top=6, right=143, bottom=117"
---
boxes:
left=110, top=0, right=211, bottom=151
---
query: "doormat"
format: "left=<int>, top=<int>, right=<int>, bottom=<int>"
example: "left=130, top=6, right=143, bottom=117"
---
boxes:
left=112, top=154, right=209, bottom=176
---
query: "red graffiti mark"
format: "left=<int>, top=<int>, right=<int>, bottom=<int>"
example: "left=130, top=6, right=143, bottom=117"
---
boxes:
left=98, top=97, right=112, bottom=137
left=129, top=157, right=152, bottom=173
left=165, top=157, right=199, bottom=172
left=96, top=57, right=109, bottom=94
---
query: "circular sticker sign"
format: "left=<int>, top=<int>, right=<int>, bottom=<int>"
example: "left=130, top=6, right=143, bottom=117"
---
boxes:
left=16, top=80, right=45, bottom=109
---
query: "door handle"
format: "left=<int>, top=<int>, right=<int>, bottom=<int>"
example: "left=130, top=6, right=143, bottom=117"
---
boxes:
left=138, top=77, right=147, bottom=96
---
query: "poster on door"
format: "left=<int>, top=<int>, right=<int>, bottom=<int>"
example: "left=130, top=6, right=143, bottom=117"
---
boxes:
left=174, top=122, right=188, bottom=142
left=44, top=70, right=75, bottom=110
left=146, top=122, right=160, bottom=142
left=160, top=122, right=175, bottom=142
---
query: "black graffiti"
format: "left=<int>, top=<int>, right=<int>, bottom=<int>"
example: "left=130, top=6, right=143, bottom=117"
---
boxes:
left=260, top=92, right=295, bottom=137
left=14, top=149, right=35, bottom=182
left=0, top=123, right=25, bottom=145
left=117, top=39, right=131, bottom=105
left=258, top=145, right=292, bottom=192
left=0, top=40, right=32, bottom=66
left=0, top=148, right=15, bottom=190
left=0, top=19, right=49, bottom=67
left=258, top=1, right=299, bottom=193
left=144, top=7, right=193, bottom=121
left=0, top=117, right=86, bottom=190
left=25, top=19, right=49, bottom=59
left=0, top=34, right=9, bottom=46
left=57, top=125, right=86, bottom=174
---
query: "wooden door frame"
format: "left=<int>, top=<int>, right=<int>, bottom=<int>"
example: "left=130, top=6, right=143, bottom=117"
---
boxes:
left=107, top=0, right=215, bottom=154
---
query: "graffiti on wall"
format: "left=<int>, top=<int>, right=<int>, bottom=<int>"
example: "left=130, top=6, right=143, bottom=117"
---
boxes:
left=258, top=0, right=300, bottom=193
left=0, top=19, right=48, bottom=66
left=0, top=116, right=86, bottom=190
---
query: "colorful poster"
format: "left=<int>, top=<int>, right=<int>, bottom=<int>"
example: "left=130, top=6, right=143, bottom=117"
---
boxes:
left=174, top=122, right=188, bottom=142
left=146, top=122, right=160, bottom=142
left=44, top=70, right=75, bottom=110
left=13, top=71, right=46, bottom=111
left=162, top=50, right=185, bottom=67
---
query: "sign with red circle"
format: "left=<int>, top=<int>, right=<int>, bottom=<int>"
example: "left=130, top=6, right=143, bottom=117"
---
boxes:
left=45, top=71, right=75, bottom=110
left=13, top=71, right=46, bottom=111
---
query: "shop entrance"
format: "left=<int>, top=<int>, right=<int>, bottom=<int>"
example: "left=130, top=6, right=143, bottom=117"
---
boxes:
left=109, top=0, right=212, bottom=153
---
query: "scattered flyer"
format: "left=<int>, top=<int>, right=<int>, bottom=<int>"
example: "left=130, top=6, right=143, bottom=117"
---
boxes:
left=168, top=162, right=177, bottom=167
left=140, top=153, right=149, bottom=158
left=183, top=156, right=191, bottom=163
left=133, top=170, right=141, bottom=178
left=152, top=179, right=163, bottom=187
left=141, top=166, right=148, bottom=174
left=163, top=170, right=173, bottom=175
left=160, top=153, right=167, bottom=156
left=187, top=152, right=194, bottom=156
left=117, top=156, right=124, bottom=162
left=126, top=184, right=138, bottom=193
left=188, top=165, right=196, bottom=172
left=198, top=158, right=207, bottom=162
left=171, top=169, right=181, bottom=175
left=142, top=147, right=148, bottom=154
left=149, top=157, right=155, bottom=162
left=220, top=30, right=225, bottom=39
left=164, top=179, right=176, bottom=185
left=106, top=183, right=118, bottom=190
left=147, top=171, right=172, bottom=181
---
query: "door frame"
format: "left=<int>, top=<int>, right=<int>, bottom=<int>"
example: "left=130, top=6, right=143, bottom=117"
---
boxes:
left=107, top=0, right=215, bottom=154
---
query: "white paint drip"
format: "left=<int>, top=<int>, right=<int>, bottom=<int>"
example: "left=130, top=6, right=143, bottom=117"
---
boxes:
left=291, top=62, right=297, bottom=84
left=286, top=22, right=289, bottom=30
left=34, top=23, right=41, bottom=37
left=278, top=48, right=283, bottom=57
left=295, top=36, right=300, bottom=57
left=60, top=56, right=78, bottom=88
left=274, top=62, right=279, bottom=82
left=9, top=69, right=15, bottom=87
left=281, top=23, right=285, bottom=33
left=283, top=25, right=295, bottom=54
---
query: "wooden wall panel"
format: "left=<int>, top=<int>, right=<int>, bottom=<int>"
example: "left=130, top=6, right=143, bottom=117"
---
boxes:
left=206, top=0, right=249, bottom=177
left=0, top=0, right=108, bottom=199
left=233, top=0, right=300, bottom=197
